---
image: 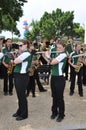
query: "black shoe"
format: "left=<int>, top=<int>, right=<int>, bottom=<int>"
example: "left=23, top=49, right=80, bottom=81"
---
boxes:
left=69, top=79, right=71, bottom=82
left=16, top=116, right=27, bottom=121
left=40, top=89, right=47, bottom=92
left=56, top=115, right=64, bottom=122
left=32, top=94, right=36, bottom=97
left=4, top=92, right=8, bottom=96
left=65, top=77, right=68, bottom=80
left=50, top=114, right=57, bottom=119
left=26, top=93, right=29, bottom=97
left=79, top=93, right=83, bottom=97
left=12, top=113, right=19, bottom=117
left=69, top=91, right=74, bottom=96
left=9, top=92, right=13, bottom=96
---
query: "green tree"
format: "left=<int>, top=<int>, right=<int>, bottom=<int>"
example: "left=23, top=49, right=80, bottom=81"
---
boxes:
left=39, top=12, right=55, bottom=40
left=26, top=8, right=84, bottom=42
left=0, top=0, right=27, bottom=35
left=27, top=8, right=75, bottom=41
left=73, top=23, right=84, bottom=40
left=26, top=20, right=40, bottom=41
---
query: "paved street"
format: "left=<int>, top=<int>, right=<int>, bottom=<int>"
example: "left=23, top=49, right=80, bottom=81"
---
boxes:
left=0, top=78, right=86, bottom=130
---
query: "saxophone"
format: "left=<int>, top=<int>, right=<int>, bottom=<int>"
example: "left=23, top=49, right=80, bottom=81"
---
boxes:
left=75, top=58, right=83, bottom=73
left=7, top=61, right=15, bottom=75
left=29, top=66, right=35, bottom=76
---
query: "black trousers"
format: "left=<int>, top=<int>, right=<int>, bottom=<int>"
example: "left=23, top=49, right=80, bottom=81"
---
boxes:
left=3, top=66, right=13, bottom=93
left=70, top=66, right=83, bottom=94
left=50, top=76, right=65, bottom=117
left=14, top=73, right=29, bottom=118
left=34, top=69, right=45, bottom=91
left=83, top=65, right=86, bottom=85
left=64, top=59, right=71, bottom=80
left=26, top=75, right=35, bottom=96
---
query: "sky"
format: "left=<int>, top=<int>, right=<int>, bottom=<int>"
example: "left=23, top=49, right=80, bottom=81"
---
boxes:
left=0, top=0, right=86, bottom=39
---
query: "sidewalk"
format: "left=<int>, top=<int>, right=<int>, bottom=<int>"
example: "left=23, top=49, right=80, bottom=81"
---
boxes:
left=0, top=79, right=86, bottom=130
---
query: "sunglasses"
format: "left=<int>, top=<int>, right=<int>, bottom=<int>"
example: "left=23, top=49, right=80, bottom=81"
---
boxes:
left=19, top=44, right=24, bottom=47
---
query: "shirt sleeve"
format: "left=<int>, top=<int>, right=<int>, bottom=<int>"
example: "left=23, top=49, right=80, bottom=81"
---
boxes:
left=55, top=53, right=66, bottom=62
left=0, top=52, right=4, bottom=59
left=18, top=52, right=30, bottom=61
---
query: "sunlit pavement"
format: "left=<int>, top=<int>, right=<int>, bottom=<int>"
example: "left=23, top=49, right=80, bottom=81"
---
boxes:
left=0, top=78, right=86, bottom=130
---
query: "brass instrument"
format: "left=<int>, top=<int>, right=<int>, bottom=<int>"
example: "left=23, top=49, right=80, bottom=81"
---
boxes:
left=72, top=52, right=85, bottom=73
left=29, top=66, right=35, bottom=76
left=4, top=52, right=15, bottom=75
left=7, top=61, right=15, bottom=75
left=75, top=61, right=83, bottom=72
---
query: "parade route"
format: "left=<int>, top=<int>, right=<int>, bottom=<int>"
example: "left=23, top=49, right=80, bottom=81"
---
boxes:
left=0, top=79, right=86, bottom=130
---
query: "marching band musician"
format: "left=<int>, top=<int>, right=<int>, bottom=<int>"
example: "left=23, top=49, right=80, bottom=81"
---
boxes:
left=12, top=40, right=32, bottom=121
left=49, top=40, right=67, bottom=122
left=81, top=44, right=86, bottom=86
left=26, top=45, right=37, bottom=97
left=0, top=52, right=4, bottom=79
left=0, top=37, right=4, bottom=78
left=50, top=41, right=57, bottom=59
left=39, top=39, right=50, bottom=65
left=49, top=36, right=63, bottom=60
left=64, top=37, right=74, bottom=80
left=2, top=38, right=14, bottom=96
left=27, top=65, right=36, bottom=97
left=26, top=45, right=47, bottom=93
left=68, top=43, right=83, bottom=97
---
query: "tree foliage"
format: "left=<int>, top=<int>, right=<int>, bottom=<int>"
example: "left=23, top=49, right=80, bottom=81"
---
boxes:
left=0, top=0, right=27, bottom=35
left=73, top=23, right=84, bottom=40
left=27, top=8, right=84, bottom=42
